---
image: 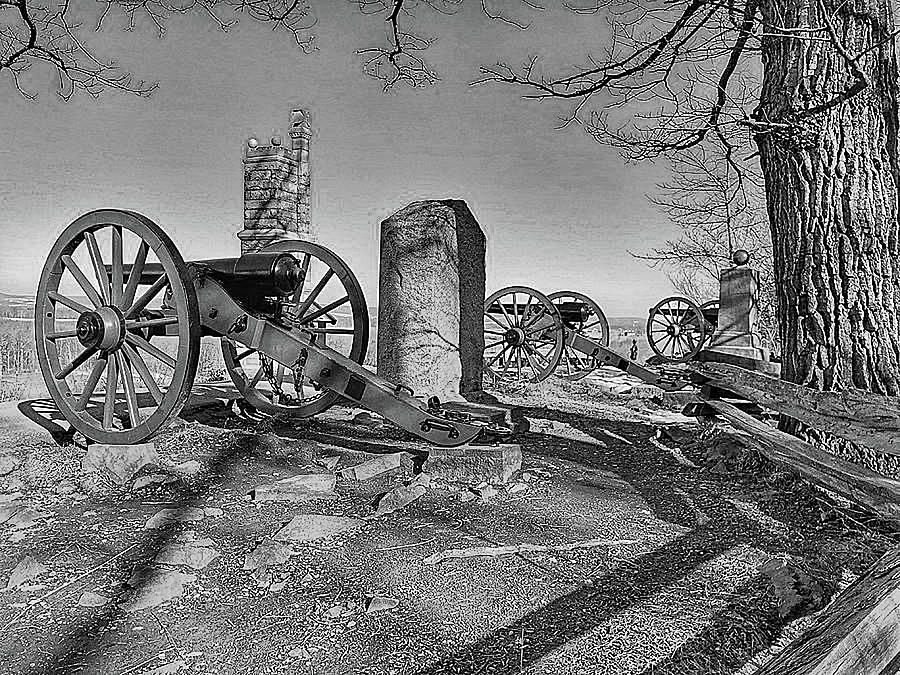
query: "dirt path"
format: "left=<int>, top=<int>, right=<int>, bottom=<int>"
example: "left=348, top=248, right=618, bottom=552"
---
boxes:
left=0, top=380, right=893, bottom=675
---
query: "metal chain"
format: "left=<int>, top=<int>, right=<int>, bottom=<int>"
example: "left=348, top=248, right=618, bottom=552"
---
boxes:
left=257, top=353, right=314, bottom=408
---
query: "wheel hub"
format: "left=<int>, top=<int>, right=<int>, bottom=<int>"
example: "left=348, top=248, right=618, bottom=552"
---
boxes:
left=76, top=306, right=125, bottom=351
left=666, top=324, right=682, bottom=337
left=504, top=327, right=526, bottom=346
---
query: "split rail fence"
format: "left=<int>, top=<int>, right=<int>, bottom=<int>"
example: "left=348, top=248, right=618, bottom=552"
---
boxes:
left=688, top=361, right=900, bottom=674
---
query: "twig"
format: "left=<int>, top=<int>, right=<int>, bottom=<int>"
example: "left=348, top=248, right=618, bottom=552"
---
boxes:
left=593, top=427, right=633, bottom=445
left=375, top=537, right=437, bottom=551
left=649, top=437, right=700, bottom=468
left=1, top=543, right=139, bottom=632
left=422, top=538, right=640, bottom=565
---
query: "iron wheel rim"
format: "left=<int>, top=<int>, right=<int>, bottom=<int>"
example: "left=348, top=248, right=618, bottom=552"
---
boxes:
left=482, top=285, right=563, bottom=385
left=34, top=209, right=200, bottom=444
left=548, top=290, right=609, bottom=380
left=221, top=240, right=369, bottom=417
left=646, top=295, right=706, bottom=363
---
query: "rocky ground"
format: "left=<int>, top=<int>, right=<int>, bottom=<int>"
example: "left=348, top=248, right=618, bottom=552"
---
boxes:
left=0, top=372, right=896, bottom=675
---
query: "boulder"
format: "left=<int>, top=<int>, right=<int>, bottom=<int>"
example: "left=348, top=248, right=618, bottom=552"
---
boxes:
left=377, top=200, right=486, bottom=401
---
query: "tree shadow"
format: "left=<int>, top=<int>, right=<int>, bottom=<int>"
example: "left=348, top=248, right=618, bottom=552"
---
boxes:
left=412, top=404, right=844, bottom=675
left=9, top=425, right=256, bottom=675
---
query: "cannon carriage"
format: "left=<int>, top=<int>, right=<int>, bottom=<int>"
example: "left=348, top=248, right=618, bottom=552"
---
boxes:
left=34, top=209, right=499, bottom=447
left=482, top=285, right=718, bottom=390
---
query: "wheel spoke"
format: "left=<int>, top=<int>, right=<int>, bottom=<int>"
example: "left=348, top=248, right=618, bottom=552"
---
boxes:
left=520, top=295, right=534, bottom=327
left=485, top=339, right=505, bottom=350
left=45, top=329, right=78, bottom=341
left=522, top=307, right=548, bottom=329
left=497, top=297, right=515, bottom=328
left=83, top=231, right=110, bottom=305
left=291, top=253, right=312, bottom=304
left=125, top=332, right=176, bottom=369
left=515, top=347, right=522, bottom=378
left=117, top=351, right=142, bottom=427
left=61, top=255, right=103, bottom=308
left=511, top=293, right=519, bottom=325
left=55, top=346, right=97, bottom=380
left=103, top=356, right=118, bottom=428
left=126, top=275, right=168, bottom=319
left=485, top=345, right=509, bottom=369
left=75, top=355, right=108, bottom=412
left=235, top=348, right=255, bottom=362
left=48, top=291, right=91, bottom=315
left=299, top=295, right=348, bottom=325
left=122, top=241, right=149, bottom=310
left=294, top=268, right=334, bottom=319
left=522, top=346, right=542, bottom=381
left=249, top=365, right=265, bottom=388
left=121, top=342, right=163, bottom=405
left=111, top=226, right=124, bottom=306
left=484, top=312, right=507, bottom=330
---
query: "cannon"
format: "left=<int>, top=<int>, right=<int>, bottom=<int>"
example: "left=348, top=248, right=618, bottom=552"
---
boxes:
left=482, top=285, right=689, bottom=391
left=34, top=209, right=495, bottom=446
left=645, top=296, right=718, bottom=363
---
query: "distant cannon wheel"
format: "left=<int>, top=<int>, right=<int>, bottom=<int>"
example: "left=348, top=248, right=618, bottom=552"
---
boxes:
left=221, top=240, right=368, bottom=418
left=35, top=209, right=201, bottom=445
left=483, top=286, right=564, bottom=385
left=646, top=296, right=707, bottom=363
left=700, top=299, right=719, bottom=340
left=548, top=290, right=609, bottom=380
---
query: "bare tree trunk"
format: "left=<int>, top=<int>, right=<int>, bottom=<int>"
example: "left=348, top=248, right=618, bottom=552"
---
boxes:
left=757, top=0, right=900, bottom=394
left=756, top=0, right=900, bottom=473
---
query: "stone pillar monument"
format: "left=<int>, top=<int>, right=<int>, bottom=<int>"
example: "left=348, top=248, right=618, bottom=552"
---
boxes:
left=699, top=249, right=773, bottom=369
left=238, top=108, right=314, bottom=253
left=377, top=200, right=486, bottom=402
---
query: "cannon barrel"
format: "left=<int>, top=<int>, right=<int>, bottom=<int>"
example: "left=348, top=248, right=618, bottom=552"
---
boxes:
left=486, top=300, right=592, bottom=324
left=109, top=252, right=304, bottom=296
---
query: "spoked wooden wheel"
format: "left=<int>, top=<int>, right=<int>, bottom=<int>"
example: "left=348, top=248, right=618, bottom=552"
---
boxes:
left=221, top=240, right=368, bottom=417
left=646, top=296, right=707, bottom=363
left=548, top=290, right=609, bottom=380
left=35, top=210, right=200, bottom=444
left=483, top=286, right=564, bottom=385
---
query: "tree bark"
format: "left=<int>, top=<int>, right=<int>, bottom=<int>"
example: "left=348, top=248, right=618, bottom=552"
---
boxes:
left=756, top=0, right=900, bottom=397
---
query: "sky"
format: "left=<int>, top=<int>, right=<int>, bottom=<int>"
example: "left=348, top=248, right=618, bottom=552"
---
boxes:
left=0, top=1, right=681, bottom=316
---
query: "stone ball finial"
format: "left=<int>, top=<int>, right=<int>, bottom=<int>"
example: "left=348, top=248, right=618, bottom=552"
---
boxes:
left=271, top=135, right=282, bottom=146
left=247, top=138, right=259, bottom=149
left=732, top=249, right=751, bottom=266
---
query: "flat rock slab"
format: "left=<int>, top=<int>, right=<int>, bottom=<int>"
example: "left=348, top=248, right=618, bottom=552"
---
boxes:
left=339, top=453, right=403, bottom=481
left=250, top=474, right=336, bottom=502
left=121, top=567, right=197, bottom=612
left=423, top=444, right=522, bottom=484
left=82, top=443, right=158, bottom=485
left=144, top=507, right=208, bottom=530
left=274, top=514, right=364, bottom=543
left=4, top=555, right=46, bottom=591
left=373, top=483, right=427, bottom=517
left=154, top=532, right=220, bottom=570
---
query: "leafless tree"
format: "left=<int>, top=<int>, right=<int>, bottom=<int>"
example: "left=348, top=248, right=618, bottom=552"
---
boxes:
left=634, top=140, right=780, bottom=352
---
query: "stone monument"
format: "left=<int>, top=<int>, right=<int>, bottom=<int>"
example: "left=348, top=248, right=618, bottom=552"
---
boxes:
left=377, top=200, right=486, bottom=401
left=699, top=249, right=773, bottom=369
left=238, top=108, right=314, bottom=253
